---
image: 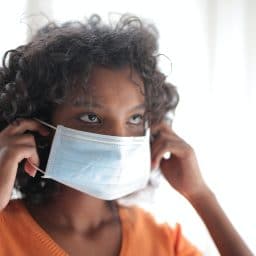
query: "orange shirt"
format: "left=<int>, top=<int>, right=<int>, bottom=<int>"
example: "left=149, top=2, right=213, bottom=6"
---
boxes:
left=0, top=200, right=201, bottom=255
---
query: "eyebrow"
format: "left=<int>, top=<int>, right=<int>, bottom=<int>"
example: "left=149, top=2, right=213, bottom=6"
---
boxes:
left=72, top=100, right=146, bottom=112
left=71, top=98, right=103, bottom=108
left=130, top=103, right=146, bottom=111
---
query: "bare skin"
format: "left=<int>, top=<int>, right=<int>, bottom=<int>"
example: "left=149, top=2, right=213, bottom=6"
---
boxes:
left=0, top=66, right=253, bottom=255
left=25, top=188, right=122, bottom=256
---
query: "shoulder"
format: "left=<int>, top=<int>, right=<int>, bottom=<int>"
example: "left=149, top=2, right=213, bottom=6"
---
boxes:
left=0, top=199, right=24, bottom=219
left=119, top=205, right=180, bottom=240
left=0, top=199, right=29, bottom=232
left=119, top=205, right=202, bottom=256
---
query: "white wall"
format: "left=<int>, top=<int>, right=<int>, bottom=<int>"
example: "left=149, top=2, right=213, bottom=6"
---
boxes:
left=0, top=0, right=27, bottom=60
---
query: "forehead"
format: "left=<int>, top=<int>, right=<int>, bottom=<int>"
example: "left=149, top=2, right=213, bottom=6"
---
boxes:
left=70, top=66, right=145, bottom=106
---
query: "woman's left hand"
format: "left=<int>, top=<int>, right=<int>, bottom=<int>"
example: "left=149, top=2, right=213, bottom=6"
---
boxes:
left=151, top=121, right=208, bottom=199
left=151, top=121, right=254, bottom=256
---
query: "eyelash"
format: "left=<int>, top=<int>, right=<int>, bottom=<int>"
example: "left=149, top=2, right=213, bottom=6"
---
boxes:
left=79, top=113, right=102, bottom=124
left=79, top=113, right=145, bottom=126
left=128, top=114, right=144, bottom=125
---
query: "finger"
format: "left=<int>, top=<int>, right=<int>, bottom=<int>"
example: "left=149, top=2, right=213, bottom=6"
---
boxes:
left=154, top=138, right=194, bottom=167
left=151, top=132, right=178, bottom=161
left=7, top=145, right=39, bottom=179
left=24, top=160, right=37, bottom=177
left=151, top=120, right=173, bottom=135
left=23, top=148, right=40, bottom=177
left=151, top=139, right=173, bottom=169
left=2, top=144, right=38, bottom=177
left=11, top=134, right=37, bottom=147
left=3, top=118, right=50, bottom=136
left=14, top=135, right=39, bottom=177
left=151, top=132, right=169, bottom=169
left=152, top=131, right=193, bottom=167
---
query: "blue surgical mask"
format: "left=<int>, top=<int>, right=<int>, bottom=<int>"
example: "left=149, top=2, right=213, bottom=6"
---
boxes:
left=30, top=119, right=151, bottom=200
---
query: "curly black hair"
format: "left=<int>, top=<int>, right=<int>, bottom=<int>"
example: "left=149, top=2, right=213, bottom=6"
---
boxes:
left=0, top=14, right=179, bottom=205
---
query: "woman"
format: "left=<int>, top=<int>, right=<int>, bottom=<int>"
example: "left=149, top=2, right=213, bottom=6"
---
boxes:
left=0, top=15, right=253, bottom=255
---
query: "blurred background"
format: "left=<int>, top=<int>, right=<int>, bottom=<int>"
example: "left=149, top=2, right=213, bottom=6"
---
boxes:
left=0, top=0, right=255, bottom=255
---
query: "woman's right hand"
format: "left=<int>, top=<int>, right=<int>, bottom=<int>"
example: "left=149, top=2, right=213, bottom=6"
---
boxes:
left=0, top=119, right=49, bottom=212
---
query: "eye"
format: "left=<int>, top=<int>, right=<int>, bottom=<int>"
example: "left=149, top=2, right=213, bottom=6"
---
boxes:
left=128, top=114, right=144, bottom=125
left=80, top=113, right=101, bottom=124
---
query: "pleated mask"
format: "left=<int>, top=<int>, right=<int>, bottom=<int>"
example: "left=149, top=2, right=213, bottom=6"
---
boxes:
left=30, top=119, right=151, bottom=200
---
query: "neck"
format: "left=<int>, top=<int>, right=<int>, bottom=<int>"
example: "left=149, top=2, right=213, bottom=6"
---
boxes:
left=26, top=185, right=120, bottom=234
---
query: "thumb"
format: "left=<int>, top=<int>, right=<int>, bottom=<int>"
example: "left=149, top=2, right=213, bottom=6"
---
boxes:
left=24, top=152, right=39, bottom=177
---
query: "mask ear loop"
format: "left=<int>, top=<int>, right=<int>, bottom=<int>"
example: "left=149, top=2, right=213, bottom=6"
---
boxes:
left=144, top=121, right=150, bottom=137
left=33, top=118, right=57, bottom=130
left=27, top=159, right=46, bottom=175
left=26, top=118, right=57, bottom=176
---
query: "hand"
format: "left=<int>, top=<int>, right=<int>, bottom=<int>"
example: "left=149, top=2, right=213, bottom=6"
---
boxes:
left=151, top=121, right=254, bottom=256
left=0, top=119, right=49, bottom=211
left=151, top=121, right=208, bottom=199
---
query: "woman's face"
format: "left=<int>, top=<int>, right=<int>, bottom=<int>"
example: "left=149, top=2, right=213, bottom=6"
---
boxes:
left=51, top=66, right=146, bottom=137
